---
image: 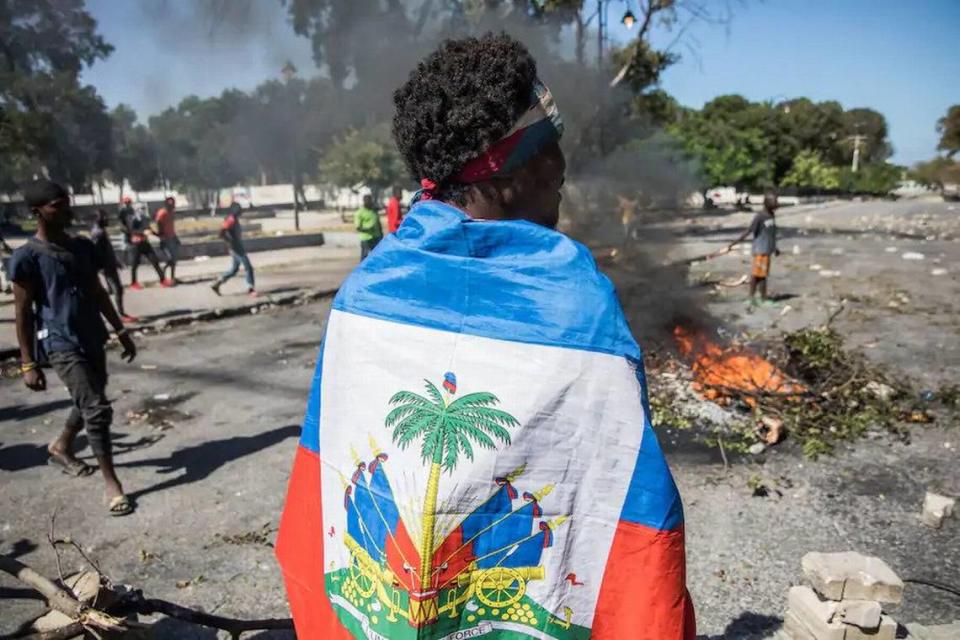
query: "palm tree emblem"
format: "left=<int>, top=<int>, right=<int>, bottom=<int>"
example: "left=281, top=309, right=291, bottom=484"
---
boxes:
left=385, top=372, right=519, bottom=593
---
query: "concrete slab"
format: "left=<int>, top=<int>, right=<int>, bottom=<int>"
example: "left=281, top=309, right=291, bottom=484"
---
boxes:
left=802, top=552, right=904, bottom=603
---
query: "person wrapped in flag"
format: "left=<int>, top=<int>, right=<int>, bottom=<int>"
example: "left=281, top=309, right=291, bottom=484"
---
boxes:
left=277, top=33, right=695, bottom=640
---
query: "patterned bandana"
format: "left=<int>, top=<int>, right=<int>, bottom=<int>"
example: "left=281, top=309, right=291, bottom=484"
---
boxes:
left=418, top=79, right=564, bottom=200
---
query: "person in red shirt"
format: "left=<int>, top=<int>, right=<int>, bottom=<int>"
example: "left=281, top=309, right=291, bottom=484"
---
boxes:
left=154, top=196, right=180, bottom=286
left=211, top=202, right=256, bottom=297
left=385, top=185, right=405, bottom=233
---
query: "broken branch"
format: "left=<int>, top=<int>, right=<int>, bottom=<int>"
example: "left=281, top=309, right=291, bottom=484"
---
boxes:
left=0, top=554, right=82, bottom=620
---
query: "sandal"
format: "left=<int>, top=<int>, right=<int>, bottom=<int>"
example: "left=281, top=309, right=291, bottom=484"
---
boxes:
left=48, top=456, right=95, bottom=477
left=107, top=495, right=135, bottom=517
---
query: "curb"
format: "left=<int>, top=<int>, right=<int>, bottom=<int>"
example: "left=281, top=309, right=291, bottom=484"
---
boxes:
left=0, top=286, right=339, bottom=364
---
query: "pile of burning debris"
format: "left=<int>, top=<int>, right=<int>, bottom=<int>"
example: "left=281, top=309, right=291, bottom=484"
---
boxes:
left=649, top=323, right=954, bottom=459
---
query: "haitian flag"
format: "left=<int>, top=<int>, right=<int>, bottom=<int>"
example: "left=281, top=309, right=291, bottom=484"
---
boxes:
left=276, top=201, right=695, bottom=640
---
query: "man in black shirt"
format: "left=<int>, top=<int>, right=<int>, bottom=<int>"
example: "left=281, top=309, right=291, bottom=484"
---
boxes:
left=11, top=180, right=138, bottom=516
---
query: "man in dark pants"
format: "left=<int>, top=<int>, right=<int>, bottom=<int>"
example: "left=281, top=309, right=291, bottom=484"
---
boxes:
left=127, top=203, right=166, bottom=290
left=11, top=180, right=138, bottom=516
left=355, top=194, right=383, bottom=259
left=211, top=202, right=256, bottom=297
left=91, top=208, right=135, bottom=322
left=154, top=196, right=179, bottom=286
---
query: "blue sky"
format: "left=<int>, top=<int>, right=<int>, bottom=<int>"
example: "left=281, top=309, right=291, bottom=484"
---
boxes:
left=82, top=0, right=959, bottom=166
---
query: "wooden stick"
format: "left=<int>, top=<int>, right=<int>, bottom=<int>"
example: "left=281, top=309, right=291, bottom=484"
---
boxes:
left=0, top=555, right=82, bottom=620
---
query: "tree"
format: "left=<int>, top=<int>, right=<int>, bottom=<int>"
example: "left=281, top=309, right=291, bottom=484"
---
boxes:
left=911, top=157, right=960, bottom=194
left=385, top=373, right=519, bottom=609
left=320, top=123, right=407, bottom=200
left=937, top=105, right=960, bottom=158
left=0, top=0, right=114, bottom=191
left=837, top=163, right=901, bottom=196
left=669, top=96, right=773, bottom=191
left=148, top=93, right=251, bottom=205
left=781, top=149, right=840, bottom=191
left=836, top=107, right=891, bottom=167
left=109, top=105, right=159, bottom=194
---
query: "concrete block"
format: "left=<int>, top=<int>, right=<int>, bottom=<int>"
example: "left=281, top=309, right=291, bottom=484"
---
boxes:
left=789, top=585, right=839, bottom=623
left=921, top=491, right=956, bottom=528
left=802, top=552, right=904, bottom=603
left=907, top=620, right=960, bottom=639
left=836, top=599, right=883, bottom=629
left=786, top=587, right=845, bottom=639
left=843, top=614, right=897, bottom=640
left=783, top=610, right=828, bottom=640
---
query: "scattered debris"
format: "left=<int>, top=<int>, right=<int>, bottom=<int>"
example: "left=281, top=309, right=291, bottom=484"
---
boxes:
left=209, top=522, right=277, bottom=548
left=808, top=263, right=823, bottom=271
left=748, top=442, right=766, bottom=455
left=175, top=574, right=205, bottom=589
left=759, top=415, right=785, bottom=444
left=781, top=552, right=902, bottom=639
left=901, top=251, right=925, bottom=260
left=930, top=267, right=948, bottom=276
left=864, top=381, right=895, bottom=402
left=818, top=269, right=841, bottom=277
left=920, top=491, right=955, bottom=529
left=138, top=549, right=161, bottom=565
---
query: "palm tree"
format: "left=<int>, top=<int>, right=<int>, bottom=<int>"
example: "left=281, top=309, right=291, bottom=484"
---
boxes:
left=385, top=372, right=519, bottom=599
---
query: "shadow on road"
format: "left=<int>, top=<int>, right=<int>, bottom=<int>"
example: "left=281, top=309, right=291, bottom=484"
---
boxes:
left=0, top=442, right=49, bottom=472
left=147, top=619, right=294, bottom=639
left=0, top=398, right=74, bottom=423
left=697, top=612, right=782, bottom=640
left=123, top=424, right=300, bottom=501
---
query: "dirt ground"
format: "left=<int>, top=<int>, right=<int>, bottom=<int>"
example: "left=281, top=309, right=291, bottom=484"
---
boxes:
left=1, top=198, right=957, bottom=638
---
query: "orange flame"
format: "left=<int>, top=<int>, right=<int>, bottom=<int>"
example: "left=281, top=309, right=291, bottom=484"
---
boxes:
left=673, top=325, right=805, bottom=406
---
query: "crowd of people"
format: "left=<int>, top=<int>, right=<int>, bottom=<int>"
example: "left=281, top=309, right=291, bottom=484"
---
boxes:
left=7, top=184, right=405, bottom=517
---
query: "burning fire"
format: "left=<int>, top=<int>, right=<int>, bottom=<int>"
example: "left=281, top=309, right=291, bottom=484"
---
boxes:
left=673, top=325, right=805, bottom=407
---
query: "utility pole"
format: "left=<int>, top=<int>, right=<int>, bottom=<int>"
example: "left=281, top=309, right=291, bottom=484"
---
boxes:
left=848, top=134, right=867, bottom=173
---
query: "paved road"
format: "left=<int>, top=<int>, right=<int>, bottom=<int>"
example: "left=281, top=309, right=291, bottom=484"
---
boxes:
left=0, top=244, right=359, bottom=355
left=1, top=199, right=957, bottom=637
left=619, top=198, right=960, bottom=390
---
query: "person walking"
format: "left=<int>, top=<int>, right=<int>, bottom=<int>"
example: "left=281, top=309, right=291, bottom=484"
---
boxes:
left=722, top=191, right=780, bottom=304
left=354, top=194, right=383, bottom=259
left=10, top=180, right=137, bottom=516
left=117, top=196, right=134, bottom=249
left=211, top=202, right=256, bottom=297
left=385, top=185, right=405, bottom=233
left=154, top=196, right=180, bottom=286
left=90, top=208, right=135, bottom=322
left=127, top=203, right=166, bottom=290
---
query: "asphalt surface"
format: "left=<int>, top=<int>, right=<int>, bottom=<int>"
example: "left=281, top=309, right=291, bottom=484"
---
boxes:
left=1, top=198, right=958, bottom=638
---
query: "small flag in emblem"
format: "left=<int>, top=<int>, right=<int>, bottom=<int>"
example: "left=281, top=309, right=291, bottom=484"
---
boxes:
left=442, top=372, right=457, bottom=394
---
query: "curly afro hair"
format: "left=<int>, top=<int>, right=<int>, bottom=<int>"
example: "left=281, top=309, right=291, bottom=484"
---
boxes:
left=392, top=33, right=538, bottom=204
